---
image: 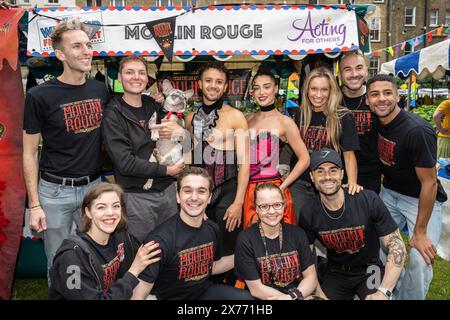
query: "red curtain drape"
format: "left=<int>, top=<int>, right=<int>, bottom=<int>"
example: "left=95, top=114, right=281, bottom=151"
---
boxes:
left=0, top=8, right=26, bottom=299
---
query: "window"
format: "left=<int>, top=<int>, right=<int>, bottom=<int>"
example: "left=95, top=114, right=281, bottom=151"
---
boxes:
left=48, top=0, right=59, bottom=3
left=110, top=0, right=125, bottom=6
left=369, top=17, right=381, bottom=42
left=430, top=10, right=438, bottom=27
left=368, top=57, right=379, bottom=77
left=156, top=0, right=174, bottom=6
left=446, top=10, right=450, bottom=26
left=405, top=6, right=416, bottom=26
left=179, top=0, right=190, bottom=6
left=85, top=0, right=103, bottom=5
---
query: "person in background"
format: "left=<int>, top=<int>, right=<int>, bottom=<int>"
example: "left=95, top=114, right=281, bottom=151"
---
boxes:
left=432, top=83, right=450, bottom=158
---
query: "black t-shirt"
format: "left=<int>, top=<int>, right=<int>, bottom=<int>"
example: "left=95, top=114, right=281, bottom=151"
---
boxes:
left=234, top=223, right=314, bottom=293
left=124, top=101, right=147, bottom=128
left=83, top=233, right=131, bottom=293
left=292, top=110, right=360, bottom=182
left=23, top=78, right=109, bottom=177
left=298, top=189, right=398, bottom=267
left=343, top=94, right=381, bottom=176
left=139, top=214, right=222, bottom=300
left=378, top=109, right=438, bottom=198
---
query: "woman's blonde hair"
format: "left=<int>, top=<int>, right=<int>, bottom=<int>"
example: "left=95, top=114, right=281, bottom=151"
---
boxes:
left=299, top=67, right=349, bottom=152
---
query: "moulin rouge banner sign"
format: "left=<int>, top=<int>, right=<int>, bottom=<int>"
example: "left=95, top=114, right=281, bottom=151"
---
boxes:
left=27, top=5, right=359, bottom=57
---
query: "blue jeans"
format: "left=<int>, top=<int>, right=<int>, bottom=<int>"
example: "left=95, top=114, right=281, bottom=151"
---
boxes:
left=39, top=177, right=101, bottom=279
left=379, top=187, right=442, bottom=300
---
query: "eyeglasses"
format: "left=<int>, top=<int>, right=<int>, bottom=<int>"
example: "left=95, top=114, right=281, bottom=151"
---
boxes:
left=256, top=202, right=285, bottom=212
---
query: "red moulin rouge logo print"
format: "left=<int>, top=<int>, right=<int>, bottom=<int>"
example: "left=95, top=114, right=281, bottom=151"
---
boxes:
left=319, top=225, right=365, bottom=254
left=378, top=133, right=396, bottom=166
left=258, top=251, right=300, bottom=287
left=62, top=98, right=103, bottom=134
left=178, top=242, right=214, bottom=282
left=300, top=125, right=329, bottom=152
left=352, top=110, right=372, bottom=135
left=152, top=22, right=172, bottom=38
left=101, top=242, right=126, bottom=292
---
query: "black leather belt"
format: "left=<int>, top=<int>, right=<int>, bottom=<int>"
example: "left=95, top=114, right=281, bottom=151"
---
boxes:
left=40, top=171, right=100, bottom=186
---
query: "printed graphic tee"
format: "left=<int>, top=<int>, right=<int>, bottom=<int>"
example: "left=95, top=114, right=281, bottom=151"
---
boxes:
left=23, top=78, right=109, bottom=177
left=83, top=233, right=129, bottom=293
left=235, top=223, right=314, bottom=293
left=343, top=94, right=380, bottom=177
left=292, top=110, right=360, bottom=182
left=139, top=214, right=222, bottom=300
left=298, top=189, right=397, bottom=267
left=378, top=109, right=437, bottom=198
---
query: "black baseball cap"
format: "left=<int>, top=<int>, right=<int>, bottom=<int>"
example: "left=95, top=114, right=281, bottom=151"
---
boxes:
left=310, top=148, right=343, bottom=171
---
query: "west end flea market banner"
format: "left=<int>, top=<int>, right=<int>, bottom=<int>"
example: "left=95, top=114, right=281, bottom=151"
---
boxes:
left=27, top=5, right=360, bottom=59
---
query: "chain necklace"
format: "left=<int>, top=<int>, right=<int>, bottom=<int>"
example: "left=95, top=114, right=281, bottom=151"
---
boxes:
left=320, top=198, right=345, bottom=220
left=343, top=95, right=364, bottom=111
left=258, top=222, right=283, bottom=284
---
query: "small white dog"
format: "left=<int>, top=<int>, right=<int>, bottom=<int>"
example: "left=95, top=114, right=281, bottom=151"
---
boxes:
left=143, top=79, right=194, bottom=190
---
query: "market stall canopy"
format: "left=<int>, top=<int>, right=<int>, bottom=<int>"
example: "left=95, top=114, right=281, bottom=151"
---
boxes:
left=380, top=39, right=450, bottom=80
left=26, top=4, right=373, bottom=59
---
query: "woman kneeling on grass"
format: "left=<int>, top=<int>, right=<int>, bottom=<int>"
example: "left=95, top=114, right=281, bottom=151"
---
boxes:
left=48, top=183, right=161, bottom=300
left=234, top=182, right=318, bottom=300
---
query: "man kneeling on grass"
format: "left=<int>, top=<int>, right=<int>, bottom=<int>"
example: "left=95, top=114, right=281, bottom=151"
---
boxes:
left=132, top=167, right=254, bottom=300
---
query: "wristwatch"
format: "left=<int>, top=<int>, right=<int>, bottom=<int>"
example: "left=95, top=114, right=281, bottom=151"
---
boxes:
left=287, top=288, right=304, bottom=300
left=377, top=287, right=393, bottom=300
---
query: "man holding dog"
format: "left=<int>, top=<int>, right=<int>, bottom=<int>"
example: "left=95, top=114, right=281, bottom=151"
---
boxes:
left=102, top=55, right=184, bottom=243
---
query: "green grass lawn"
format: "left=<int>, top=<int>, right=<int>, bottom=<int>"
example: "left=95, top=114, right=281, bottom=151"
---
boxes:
left=11, top=255, right=450, bottom=300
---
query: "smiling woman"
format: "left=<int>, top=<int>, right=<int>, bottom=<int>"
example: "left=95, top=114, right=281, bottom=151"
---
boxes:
left=235, top=183, right=318, bottom=300
left=48, top=183, right=162, bottom=300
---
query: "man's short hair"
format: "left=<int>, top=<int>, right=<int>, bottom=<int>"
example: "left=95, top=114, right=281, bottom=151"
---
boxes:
left=338, top=50, right=365, bottom=64
left=119, top=55, right=148, bottom=74
left=51, top=19, right=89, bottom=50
left=198, top=61, right=229, bottom=82
left=366, top=74, right=398, bottom=91
left=177, top=166, right=213, bottom=194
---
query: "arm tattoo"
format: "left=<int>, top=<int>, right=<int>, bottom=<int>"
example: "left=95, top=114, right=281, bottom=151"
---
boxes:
left=386, top=230, right=406, bottom=267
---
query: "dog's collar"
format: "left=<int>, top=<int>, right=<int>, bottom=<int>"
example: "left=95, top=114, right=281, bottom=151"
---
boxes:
left=165, top=111, right=184, bottom=120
